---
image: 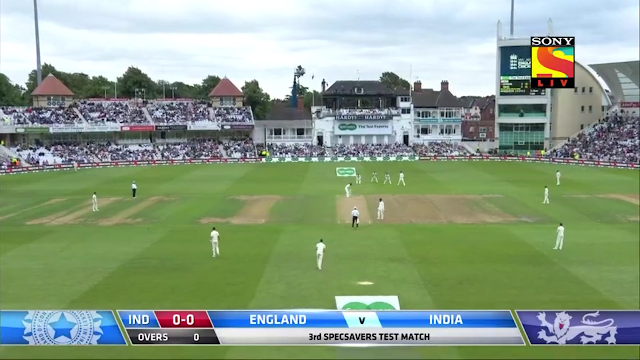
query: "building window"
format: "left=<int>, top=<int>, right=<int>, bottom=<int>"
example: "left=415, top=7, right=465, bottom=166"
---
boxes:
left=401, top=108, right=410, bottom=114
left=574, top=88, right=578, bottom=93
left=580, top=106, right=585, bottom=112
left=489, top=126, right=493, bottom=132
left=581, top=87, right=585, bottom=93
left=580, top=124, right=584, bottom=130
left=588, top=105, right=593, bottom=113
left=274, top=128, right=282, bottom=136
left=601, top=106, right=606, bottom=112
left=400, top=96, right=410, bottom=102
left=589, top=87, right=593, bottom=93
left=469, top=126, right=475, bottom=132
left=479, top=127, right=487, bottom=132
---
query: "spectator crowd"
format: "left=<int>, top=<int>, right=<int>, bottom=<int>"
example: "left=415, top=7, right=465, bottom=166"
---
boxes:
left=12, top=138, right=260, bottom=164
left=333, top=143, right=415, bottom=156
left=1, top=102, right=254, bottom=125
left=551, top=113, right=639, bottom=163
left=263, top=143, right=327, bottom=157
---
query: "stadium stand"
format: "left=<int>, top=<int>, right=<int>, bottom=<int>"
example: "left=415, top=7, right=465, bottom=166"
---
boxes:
left=550, top=113, right=639, bottom=163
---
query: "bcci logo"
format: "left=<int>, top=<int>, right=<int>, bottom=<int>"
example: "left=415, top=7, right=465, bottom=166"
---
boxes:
left=23, top=311, right=104, bottom=345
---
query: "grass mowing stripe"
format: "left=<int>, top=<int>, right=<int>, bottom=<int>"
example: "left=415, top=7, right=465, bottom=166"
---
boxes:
left=514, top=224, right=640, bottom=308
left=335, top=226, right=460, bottom=359
left=0, top=226, right=169, bottom=308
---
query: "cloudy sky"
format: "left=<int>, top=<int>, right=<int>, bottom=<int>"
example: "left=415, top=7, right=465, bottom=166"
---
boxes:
left=1, top=0, right=638, bottom=98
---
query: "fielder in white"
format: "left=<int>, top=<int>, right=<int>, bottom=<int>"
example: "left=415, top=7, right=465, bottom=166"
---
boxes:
left=92, top=192, right=99, bottom=212
left=543, top=186, right=550, bottom=204
left=345, top=183, right=352, bottom=197
left=554, top=223, right=564, bottom=250
left=355, top=173, right=362, bottom=184
left=210, top=227, right=220, bottom=258
left=316, top=239, right=326, bottom=270
left=556, top=170, right=561, bottom=186
left=398, top=171, right=406, bottom=186
left=377, top=198, right=385, bottom=220
left=371, top=171, right=378, bottom=183
left=383, top=172, right=392, bottom=184
left=74, top=161, right=79, bottom=172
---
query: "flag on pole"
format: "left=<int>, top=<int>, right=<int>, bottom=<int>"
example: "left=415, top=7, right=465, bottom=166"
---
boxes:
left=312, top=73, right=315, bottom=80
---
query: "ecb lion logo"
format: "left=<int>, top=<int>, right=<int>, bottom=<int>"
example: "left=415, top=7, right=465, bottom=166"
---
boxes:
left=536, top=311, right=617, bottom=344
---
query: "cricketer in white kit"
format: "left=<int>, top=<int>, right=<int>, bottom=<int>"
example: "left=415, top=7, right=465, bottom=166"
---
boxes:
left=383, top=172, right=392, bottom=184
left=345, top=183, right=352, bottom=197
left=316, top=239, right=326, bottom=270
left=92, top=192, right=99, bottom=212
left=74, top=161, right=79, bottom=172
left=556, top=170, right=561, bottom=185
left=398, top=171, right=406, bottom=186
left=543, top=186, right=550, bottom=204
left=371, top=171, right=378, bottom=183
left=554, top=223, right=564, bottom=250
left=355, top=173, right=362, bottom=184
left=377, top=198, right=385, bottom=220
left=210, top=227, right=220, bottom=257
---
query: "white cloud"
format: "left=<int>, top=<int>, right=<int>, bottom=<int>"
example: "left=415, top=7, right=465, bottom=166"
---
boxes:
left=0, top=0, right=638, bottom=98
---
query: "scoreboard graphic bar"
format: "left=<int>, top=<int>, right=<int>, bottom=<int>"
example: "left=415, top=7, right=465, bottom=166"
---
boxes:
left=117, top=310, right=524, bottom=346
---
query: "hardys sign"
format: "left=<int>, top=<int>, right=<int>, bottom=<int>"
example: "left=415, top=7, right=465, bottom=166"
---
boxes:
left=334, top=120, right=392, bottom=135
left=335, top=114, right=393, bottom=121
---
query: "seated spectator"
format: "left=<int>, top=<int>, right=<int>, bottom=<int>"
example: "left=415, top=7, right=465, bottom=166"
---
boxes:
left=550, top=113, right=639, bottom=163
left=266, top=143, right=327, bottom=157
left=333, top=143, right=415, bottom=156
left=412, top=142, right=468, bottom=156
left=1, top=107, right=29, bottom=125
left=147, top=101, right=190, bottom=123
left=336, top=108, right=400, bottom=116
left=212, top=107, right=254, bottom=123
left=77, top=100, right=131, bottom=123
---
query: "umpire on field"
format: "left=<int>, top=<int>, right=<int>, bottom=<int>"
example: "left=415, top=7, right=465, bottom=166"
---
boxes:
left=351, top=207, right=360, bottom=228
left=131, top=181, right=137, bottom=198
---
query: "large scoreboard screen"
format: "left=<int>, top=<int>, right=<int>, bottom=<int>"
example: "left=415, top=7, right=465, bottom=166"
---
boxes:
left=500, top=76, right=545, bottom=96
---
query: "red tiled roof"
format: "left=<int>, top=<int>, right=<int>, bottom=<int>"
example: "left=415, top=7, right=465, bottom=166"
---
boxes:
left=209, top=77, right=243, bottom=97
left=31, top=74, right=74, bottom=96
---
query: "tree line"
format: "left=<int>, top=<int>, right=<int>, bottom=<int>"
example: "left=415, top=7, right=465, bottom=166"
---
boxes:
left=0, top=65, right=414, bottom=120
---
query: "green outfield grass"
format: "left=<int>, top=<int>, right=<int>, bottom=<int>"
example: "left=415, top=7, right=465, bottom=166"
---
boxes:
left=0, top=161, right=638, bottom=359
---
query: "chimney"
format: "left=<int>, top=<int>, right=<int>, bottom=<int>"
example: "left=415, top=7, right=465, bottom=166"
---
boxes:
left=413, top=80, right=422, bottom=93
left=440, top=80, right=449, bottom=91
left=321, top=79, right=326, bottom=92
left=297, top=97, right=304, bottom=110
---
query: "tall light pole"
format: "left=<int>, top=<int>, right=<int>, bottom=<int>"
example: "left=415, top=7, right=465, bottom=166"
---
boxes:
left=33, top=0, right=43, bottom=85
left=509, top=0, right=515, bottom=37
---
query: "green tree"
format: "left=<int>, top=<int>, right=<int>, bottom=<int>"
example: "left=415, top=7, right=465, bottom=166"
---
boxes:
left=195, top=75, right=221, bottom=98
left=86, top=76, right=117, bottom=99
left=241, top=80, right=271, bottom=120
left=117, top=66, right=157, bottom=99
left=303, top=90, right=322, bottom=109
left=25, top=63, right=61, bottom=95
left=379, top=71, right=410, bottom=90
left=0, top=73, right=28, bottom=106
